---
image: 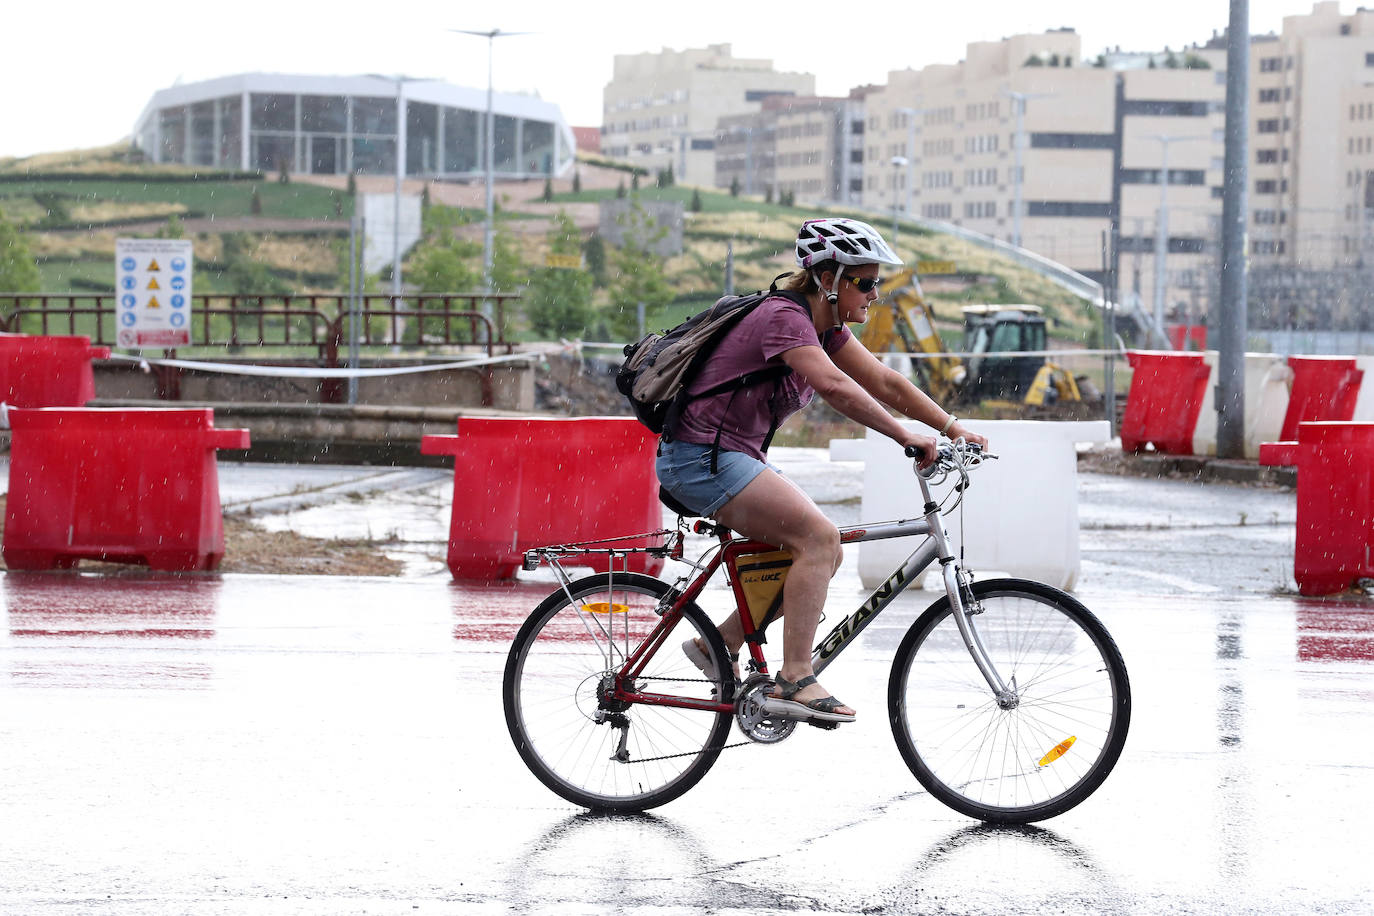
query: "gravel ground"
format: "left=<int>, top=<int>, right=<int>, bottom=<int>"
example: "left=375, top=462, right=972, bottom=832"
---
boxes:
left=0, top=494, right=404, bottom=576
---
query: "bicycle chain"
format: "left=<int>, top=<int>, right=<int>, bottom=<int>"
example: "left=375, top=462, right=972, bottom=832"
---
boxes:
left=614, top=676, right=754, bottom=763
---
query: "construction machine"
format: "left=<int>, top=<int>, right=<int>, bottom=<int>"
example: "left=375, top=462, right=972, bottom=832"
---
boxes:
left=859, top=269, right=1086, bottom=409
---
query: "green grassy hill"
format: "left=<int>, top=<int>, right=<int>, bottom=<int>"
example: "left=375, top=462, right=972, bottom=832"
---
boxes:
left=1, top=145, right=1099, bottom=347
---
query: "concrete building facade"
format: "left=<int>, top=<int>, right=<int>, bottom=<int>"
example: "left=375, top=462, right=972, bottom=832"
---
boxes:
left=601, top=44, right=814, bottom=186
left=133, top=73, right=576, bottom=180
left=1250, top=2, right=1374, bottom=270
left=714, top=93, right=867, bottom=206
left=862, top=30, right=1226, bottom=319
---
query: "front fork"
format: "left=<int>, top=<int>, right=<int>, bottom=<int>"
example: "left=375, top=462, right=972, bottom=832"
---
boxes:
left=941, top=561, right=1019, bottom=710
left=917, top=469, right=1019, bottom=710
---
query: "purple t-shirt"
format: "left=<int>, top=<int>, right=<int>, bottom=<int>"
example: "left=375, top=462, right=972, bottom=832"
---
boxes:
left=672, top=296, right=851, bottom=460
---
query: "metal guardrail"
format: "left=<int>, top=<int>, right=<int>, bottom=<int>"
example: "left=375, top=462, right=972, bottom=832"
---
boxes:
left=0, top=292, right=518, bottom=355
left=0, top=291, right=521, bottom=404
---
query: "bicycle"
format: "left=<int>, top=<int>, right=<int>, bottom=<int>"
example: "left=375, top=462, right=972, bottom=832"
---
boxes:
left=503, top=439, right=1131, bottom=824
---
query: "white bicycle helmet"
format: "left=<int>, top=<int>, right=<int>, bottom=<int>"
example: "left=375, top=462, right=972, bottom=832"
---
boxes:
left=795, top=217, right=903, bottom=269
left=794, top=218, right=903, bottom=323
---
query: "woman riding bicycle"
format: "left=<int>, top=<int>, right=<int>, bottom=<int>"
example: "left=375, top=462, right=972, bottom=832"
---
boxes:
left=656, top=216, right=988, bottom=724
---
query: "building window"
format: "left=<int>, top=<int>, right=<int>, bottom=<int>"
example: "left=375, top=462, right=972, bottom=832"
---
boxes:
left=1258, top=119, right=1279, bottom=133
left=1256, top=149, right=1279, bottom=163
left=1029, top=132, right=1114, bottom=149
left=1121, top=169, right=1207, bottom=186
left=1121, top=99, right=1210, bottom=117
left=1026, top=200, right=1111, bottom=217
left=1260, top=57, right=1283, bottom=72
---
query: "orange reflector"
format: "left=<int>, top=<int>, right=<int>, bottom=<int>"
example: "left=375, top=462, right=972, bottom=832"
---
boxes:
left=1038, top=736, right=1077, bottom=767
left=582, top=602, right=629, bottom=615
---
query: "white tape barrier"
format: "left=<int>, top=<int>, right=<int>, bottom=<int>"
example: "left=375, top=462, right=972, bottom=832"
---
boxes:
left=102, top=341, right=582, bottom=379
left=579, top=341, right=1124, bottom=361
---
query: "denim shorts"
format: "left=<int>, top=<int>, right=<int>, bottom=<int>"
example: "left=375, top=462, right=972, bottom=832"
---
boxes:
left=655, top=439, right=776, bottom=517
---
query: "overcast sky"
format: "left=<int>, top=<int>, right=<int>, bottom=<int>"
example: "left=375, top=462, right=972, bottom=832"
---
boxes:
left=3, top=0, right=1310, bottom=159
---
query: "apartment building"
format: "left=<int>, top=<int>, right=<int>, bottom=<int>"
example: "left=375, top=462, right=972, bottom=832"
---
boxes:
left=601, top=44, right=814, bottom=187
left=714, top=92, right=867, bottom=206
left=862, top=30, right=1226, bottom=320
left=1248, top=2, right=1374, bottom=271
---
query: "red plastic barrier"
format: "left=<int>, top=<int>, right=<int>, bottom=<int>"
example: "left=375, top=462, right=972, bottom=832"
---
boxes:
left=421, top=417, right=664, bottom=580
left=1119, top=351, right=1212, bottom=454
left=1259, top=422, right=1374, bottom=596
left=0, top=334, right=111, bottom=407
left=1279, top=356, right=1363, bottom=442
left=1165, top=324, right=1207, bottom=351
left=3, top=408, right=250, bottom=572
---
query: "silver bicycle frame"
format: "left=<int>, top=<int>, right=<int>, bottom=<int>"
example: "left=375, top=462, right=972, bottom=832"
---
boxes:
left=809, top=465, right=1014, bottom=704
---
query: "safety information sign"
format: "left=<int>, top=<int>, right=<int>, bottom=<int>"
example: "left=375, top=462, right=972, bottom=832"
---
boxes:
left=115, top=238, right=193, bottom=348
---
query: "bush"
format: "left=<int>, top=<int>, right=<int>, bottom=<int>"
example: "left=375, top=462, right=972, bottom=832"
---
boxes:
left=0, top=207, right=41, bottom=295
left=729, top=176, right=741, bottom=197
left=572, top=171, right=582, bottom=193
left=690, top=189, right=703, bottom=212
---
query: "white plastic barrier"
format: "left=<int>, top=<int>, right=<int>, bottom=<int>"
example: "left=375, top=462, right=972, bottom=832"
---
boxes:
left=1191, top=351, right=1290, bottom=458
left=1353, top=356, right=1374, bottom=421
left=829, top=420, right=1110, bottom=592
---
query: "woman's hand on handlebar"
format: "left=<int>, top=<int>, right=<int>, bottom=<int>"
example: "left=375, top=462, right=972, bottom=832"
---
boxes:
left=901, top=433, right=939, bottom=467
left=947, top=420, right=989, bottom=451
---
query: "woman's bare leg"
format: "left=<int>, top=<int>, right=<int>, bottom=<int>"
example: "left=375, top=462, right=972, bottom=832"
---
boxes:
left=712, top=468, right=853, bottom=716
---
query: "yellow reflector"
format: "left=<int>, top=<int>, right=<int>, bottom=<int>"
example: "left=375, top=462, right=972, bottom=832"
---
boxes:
left=1038, top=736, right=1077, bottom=767
left=582, top=602, right=629, bottom=615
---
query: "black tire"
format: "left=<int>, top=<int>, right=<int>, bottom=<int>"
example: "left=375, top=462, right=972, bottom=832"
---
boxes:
left=503, top=573, right=734, bottom=811
left=888, top=578, right=1130, bottom=824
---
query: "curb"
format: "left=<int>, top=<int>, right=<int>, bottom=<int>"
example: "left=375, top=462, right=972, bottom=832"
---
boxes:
left=1077, top=449, right=1296, bottom=489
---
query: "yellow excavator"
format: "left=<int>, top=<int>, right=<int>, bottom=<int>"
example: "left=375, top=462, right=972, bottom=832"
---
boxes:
left=859, top=269, right=1084, bottom=408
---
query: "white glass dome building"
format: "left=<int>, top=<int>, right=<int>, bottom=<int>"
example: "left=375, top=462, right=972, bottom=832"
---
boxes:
left=132, top=73, right=576, bottom=179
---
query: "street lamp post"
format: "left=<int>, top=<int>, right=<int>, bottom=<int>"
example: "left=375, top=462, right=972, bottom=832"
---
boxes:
left=895, top=107, right=923, bottom=223
left=1004, top=90, right=1051, bottom=250
left=1147, top=134, right=1207, bottom=346
left=452, top=28, right=532, bottom=300
left=890, top=155, right=908, bottom=242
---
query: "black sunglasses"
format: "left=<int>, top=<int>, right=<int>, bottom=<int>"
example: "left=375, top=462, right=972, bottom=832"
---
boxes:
left=845, top=275, right=882, bottom=293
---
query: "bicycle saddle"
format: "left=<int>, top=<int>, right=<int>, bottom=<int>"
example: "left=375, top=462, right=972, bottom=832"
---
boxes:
left=658, top=487, right=701, bottom=519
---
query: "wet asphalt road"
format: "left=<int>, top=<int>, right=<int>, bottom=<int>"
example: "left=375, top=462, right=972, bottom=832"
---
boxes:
left=1, top=450, right=1372, bottom=914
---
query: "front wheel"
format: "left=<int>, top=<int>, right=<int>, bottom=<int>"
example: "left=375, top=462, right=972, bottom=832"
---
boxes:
left=888, top=578, right=1130, bottom=824
left=504, top=573, right=734, bottom=811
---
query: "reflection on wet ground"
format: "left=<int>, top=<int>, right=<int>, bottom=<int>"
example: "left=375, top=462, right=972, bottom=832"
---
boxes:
left=1, top=456, right=1371, bottom=912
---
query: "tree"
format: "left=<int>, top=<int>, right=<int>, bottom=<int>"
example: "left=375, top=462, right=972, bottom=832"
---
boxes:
left=765, top=185, right=774, bottom=204
left=1183, top=53, right=1211, bottom=70
left=690, top=189, right=703, bottom=212
left=413, top=239, right=482, bottom=293
left=730, top=175, right=741, bottom=197
left=250, top=186, right=263, bottom=215
left=616, top=180, right=627, bottom=199
left=524, top=211, right=595, bottom=338
left=572, top=171, right=582, bottom=193
left=606, top=199, right=673, bottom=340
left=0, top=207, right=41, bottom=304
left=583, top=232, right=608, bottom=286
left=155, top=214, right=185, bottom=239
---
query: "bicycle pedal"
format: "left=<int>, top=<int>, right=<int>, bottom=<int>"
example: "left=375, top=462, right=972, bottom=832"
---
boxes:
left=807, top=719, right=841, bottom=731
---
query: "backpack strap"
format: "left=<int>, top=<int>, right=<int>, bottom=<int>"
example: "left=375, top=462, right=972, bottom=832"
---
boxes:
left=666, top=284, right=815, bottom=471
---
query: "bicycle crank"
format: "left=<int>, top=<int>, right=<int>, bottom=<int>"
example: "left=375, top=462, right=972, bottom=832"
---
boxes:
left=734, top=675, right=796, bottom=744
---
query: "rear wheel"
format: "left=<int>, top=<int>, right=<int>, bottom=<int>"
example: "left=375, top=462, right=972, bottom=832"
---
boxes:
left=504, top=573, right=734, bottom=811
left=888, top=578, right=1130, bottom=823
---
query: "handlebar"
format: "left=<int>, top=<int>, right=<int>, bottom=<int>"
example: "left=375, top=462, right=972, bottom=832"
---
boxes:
left=905, top=439, right=994, bottom=481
